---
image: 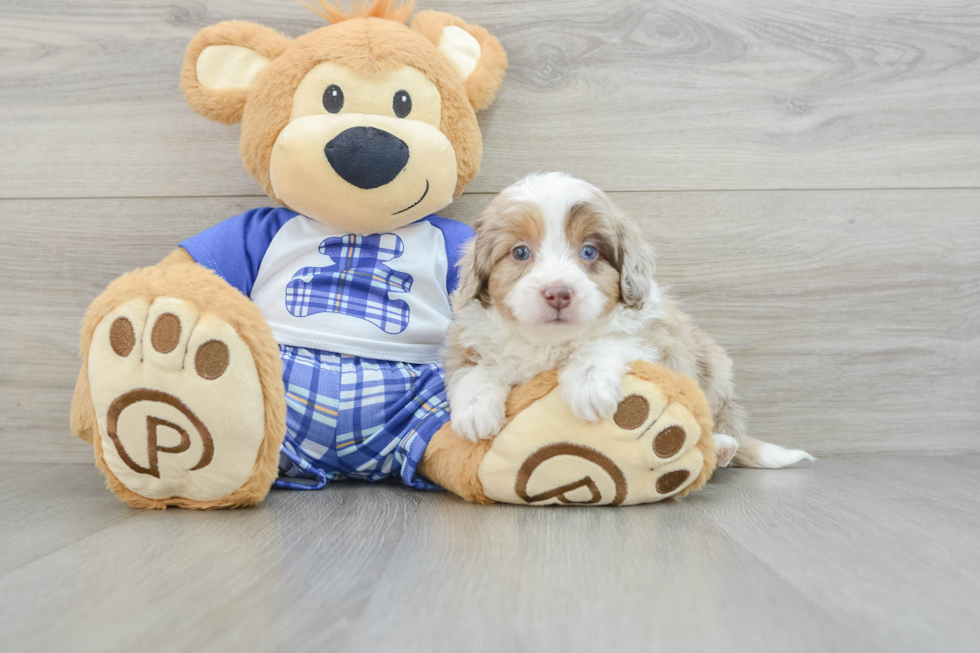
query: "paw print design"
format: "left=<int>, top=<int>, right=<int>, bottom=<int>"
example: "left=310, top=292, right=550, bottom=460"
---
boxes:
left=87, top=297, right=267, bottom=502
left=478, top=366, right=714, bottom=506
left=285, top=233, right=414, bottom=334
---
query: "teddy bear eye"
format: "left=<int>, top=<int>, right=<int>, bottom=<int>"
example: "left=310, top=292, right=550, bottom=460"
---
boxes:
left=393, top=90, right=412, bottom=118
left=323, top=85, right=344, bottom=113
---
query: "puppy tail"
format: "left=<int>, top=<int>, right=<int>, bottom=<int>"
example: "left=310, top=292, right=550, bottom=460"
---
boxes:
left=732, top=437, right=815, bottom=469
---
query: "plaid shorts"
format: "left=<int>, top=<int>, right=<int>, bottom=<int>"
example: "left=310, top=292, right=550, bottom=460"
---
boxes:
left=273, top=345, right=449, bottom=491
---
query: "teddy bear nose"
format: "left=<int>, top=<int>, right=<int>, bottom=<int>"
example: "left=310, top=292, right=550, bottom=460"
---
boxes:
left=324, top=126, right=410, bottom=190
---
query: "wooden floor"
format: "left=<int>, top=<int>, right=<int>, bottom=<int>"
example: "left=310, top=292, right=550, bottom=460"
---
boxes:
left=2, top=1, right=979, bottom=651
left=1, top=456, right=978, bottom=652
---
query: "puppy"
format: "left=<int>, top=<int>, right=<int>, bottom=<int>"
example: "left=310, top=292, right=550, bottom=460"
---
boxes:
left=444, top=172, right=813, bottom=468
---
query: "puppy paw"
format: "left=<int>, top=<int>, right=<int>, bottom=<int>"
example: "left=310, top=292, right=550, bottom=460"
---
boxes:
left=560, top=365, right=625, bottom=423
left=450, top=390, right=507, bottom=442
left=713, top=433, right=739, bottom=468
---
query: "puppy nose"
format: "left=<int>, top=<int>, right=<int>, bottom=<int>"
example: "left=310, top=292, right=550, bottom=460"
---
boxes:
left=324, top=126, right=409, bottom=189
left=542, top=285, right=573, bottom=310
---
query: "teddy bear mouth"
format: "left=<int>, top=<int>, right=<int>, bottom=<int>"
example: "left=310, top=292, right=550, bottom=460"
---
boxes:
left=392, top=179, right=430, bottom=215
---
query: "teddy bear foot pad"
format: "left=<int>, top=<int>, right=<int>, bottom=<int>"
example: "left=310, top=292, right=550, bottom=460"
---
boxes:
left=88, top=296, right=267, bottom=504
left=478, top=369, right=710, bottom=506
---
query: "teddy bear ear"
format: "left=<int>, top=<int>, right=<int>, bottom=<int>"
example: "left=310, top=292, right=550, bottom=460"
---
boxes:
left=411, top=11, right=508, bottom=111
left=180, top=21, right=291, bottom=125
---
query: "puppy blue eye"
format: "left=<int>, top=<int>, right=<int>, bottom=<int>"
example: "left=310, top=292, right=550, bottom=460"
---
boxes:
left=580, top=245, right=598, bottom=260
left=512, top=246, right=531, bottom=261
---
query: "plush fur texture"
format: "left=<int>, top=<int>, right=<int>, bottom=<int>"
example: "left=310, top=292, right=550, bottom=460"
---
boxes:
left=410, top=11, right=508, bottom=111
left=241, top=19, right=481, bottom=203
left=181, top=10, right=506, bottom=214
left=445, top=173, right=814, bottom=468
left=419, top=425, right=495, bottom=503
left=181, top=21, right=292, bottom=125
left=71, top=250, right=286, bottom=509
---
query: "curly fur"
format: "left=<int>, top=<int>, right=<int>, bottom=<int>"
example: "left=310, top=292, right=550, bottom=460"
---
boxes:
left=446, top=173, right=813, bottom=468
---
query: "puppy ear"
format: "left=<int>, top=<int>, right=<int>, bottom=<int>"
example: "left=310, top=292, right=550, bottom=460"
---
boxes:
left=609, top=202, right=655, bottom=309
left=411, top=11, right=508, bottom=111
left=451, top=234, right=493, bottom=311
left=181, top=21, right=291, bottom=125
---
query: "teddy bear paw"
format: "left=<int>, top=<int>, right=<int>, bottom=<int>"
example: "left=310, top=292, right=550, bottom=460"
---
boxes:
left=477, top=366, right=712, bottom=506
left=87, top=297, right=268, bottom=504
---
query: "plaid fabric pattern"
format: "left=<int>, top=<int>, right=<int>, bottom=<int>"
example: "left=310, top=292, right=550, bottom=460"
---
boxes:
left=273, top=345, right=450, bottom=491
left=285, top=233, right=414, bottom=334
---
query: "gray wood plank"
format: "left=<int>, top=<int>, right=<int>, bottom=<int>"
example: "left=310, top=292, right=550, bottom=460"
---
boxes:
left=2, top=0, right=980, bottom=198
left=343, top=483, right=881, bottom=653
left=704, top=456, right=980, bottom=652
left=0, top=468, right=419, bottom=653
left=0, top=463, right=133, bottom=575
left=1, top=457, right=978, bottom=652
left=631, top=189, right=980, bottom=457
left=2, top=190, right=977, bottom=462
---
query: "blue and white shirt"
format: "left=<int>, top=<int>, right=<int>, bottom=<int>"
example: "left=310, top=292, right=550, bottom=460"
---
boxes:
left=180, top=208, right=473, bottom=364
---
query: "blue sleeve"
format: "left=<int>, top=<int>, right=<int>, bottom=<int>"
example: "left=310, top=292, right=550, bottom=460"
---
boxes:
left=180, top=207, right=298, bottom=297
left=423, top=216, right=474, bottom=295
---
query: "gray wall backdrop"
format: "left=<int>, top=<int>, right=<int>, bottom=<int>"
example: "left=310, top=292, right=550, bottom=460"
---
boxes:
left=1, top=0, right=978, bottom=463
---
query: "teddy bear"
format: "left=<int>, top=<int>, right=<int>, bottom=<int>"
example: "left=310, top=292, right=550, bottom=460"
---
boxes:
left=69, top=0, right=716, bottom=509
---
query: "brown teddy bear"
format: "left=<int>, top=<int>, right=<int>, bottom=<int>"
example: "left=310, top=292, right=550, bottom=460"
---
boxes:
left=70, top=0, right=716, bottom=509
